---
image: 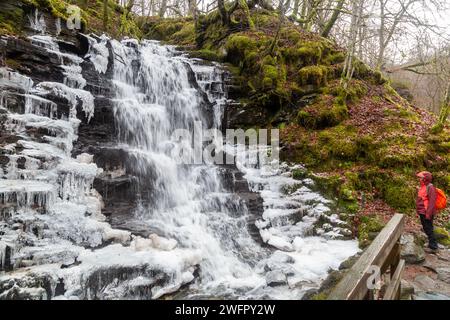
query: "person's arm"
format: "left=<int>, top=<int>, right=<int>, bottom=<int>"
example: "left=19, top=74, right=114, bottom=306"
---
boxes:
left=426, top=184, right=437, bottom=219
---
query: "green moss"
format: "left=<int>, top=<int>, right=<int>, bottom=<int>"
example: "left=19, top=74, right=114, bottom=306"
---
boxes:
left=331, top=80, right=367, bottom=104
left=282, top=27, right=302, bottom=44
left=378, top=177, right=415, bottom=211
left=298, top=98, right=348, bottom=129
left=0, top=5, right=25, bottom=35
left=292, top=168, right=308, bottom=180
left=358, top=215, right=384, bottom=248
left=262, top=54, right=275, bottom=66
left=225, top=34, right=258, bottom=66
left=118, top=10, right=142, bottom=38
left=298, top=65, right=328, bottom=86
left=319, top=126, right=358, bottom=160
left=434, top=227, right=450, bottom=246
left=376, top=136, right=426, bottom=169
left=189, top=49, right=221, bottom=61
left=281, top=40, right=332, bottom=66
left=5, top=58, right=21, bottom=69
left=170, top=21, right=195, bottom=45
left=145, top=19, right=185, bottom=41
left=323, top=52, right=345, bottom=65
left=311, top=292, right=327, bottom=300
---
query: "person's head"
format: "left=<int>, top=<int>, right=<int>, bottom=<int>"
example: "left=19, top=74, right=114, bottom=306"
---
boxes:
left=416, top=171, right=432, bottom=185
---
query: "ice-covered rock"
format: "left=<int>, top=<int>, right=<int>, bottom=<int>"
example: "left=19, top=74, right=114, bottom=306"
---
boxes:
left=35, top=82, right=94, bottom=122
left=85, top=34, right=110, bottom=74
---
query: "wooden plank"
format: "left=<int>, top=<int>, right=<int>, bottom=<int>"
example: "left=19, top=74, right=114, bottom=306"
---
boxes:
left=389, top=242, right=401, bottom=279
left=380, top=241, right=400, bottom=275
left=383, top=259, right=405, bottom=300
left=327, top=214, right=405, bottom=300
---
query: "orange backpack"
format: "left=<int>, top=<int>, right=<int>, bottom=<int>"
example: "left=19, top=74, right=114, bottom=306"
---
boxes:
left=435, top=187, right=447, bottom=211
left=426, top=184, right=447, bottom=211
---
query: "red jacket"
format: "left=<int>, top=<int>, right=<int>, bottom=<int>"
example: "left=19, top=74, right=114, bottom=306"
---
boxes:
left=416, top=172, right=437, bottom=219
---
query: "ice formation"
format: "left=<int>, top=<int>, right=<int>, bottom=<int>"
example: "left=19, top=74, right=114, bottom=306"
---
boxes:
left=0, top=36, right=200, bottom=299
left=0, top=33, right=359, bottom=300
left=85, top=34, right=110, bottom=74
left=28, top=9, right=46, bottom=34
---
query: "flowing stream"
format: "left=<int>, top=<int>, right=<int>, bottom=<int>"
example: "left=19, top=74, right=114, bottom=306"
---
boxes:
left=0, top=23, right=359, bottom=299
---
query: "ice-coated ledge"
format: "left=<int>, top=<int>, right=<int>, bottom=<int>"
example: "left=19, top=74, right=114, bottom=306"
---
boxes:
left=0, top=180, right=55, bottom=194
left=0, top=241, right=202, bottom=300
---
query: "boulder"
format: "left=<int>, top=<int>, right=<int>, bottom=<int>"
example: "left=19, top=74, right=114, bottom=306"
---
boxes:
left=265, top=270, right=287, bottom=287
left=400, top=234, right=425, bottom=264
left=436, top=267, right=450, bottom=284
left=413, top=274, right=437, bottom=290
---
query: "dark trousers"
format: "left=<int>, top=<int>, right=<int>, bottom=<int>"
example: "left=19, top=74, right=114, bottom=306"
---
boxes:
left=419, top=215, right=438, bottom=250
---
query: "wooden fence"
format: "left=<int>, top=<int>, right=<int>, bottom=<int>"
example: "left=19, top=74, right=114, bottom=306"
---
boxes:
left=328, top=213, right=406, bottom=300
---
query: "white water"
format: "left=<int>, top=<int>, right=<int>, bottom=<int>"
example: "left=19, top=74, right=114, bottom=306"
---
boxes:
left=0, top=34, right=200, bottom=299
left=107, top=40, right=359, bottom=299
left=0, top=31, right=359, bottom=299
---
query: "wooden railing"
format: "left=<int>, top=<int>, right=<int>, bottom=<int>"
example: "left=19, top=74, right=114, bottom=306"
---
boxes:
left=328, top=213, right=406, bottom=300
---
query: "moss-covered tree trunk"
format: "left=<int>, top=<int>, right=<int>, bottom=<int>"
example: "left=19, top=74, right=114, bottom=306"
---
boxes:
left=291, top=0, right=300, bottom=18
left=239, top=0, right=255, bottom=30
left=433, top=83, right=450, bottom=132
left=321, top=0, right=345, bottom=38
left=217, top=0, right=230, bottom=26
left=269, top=0, right=289, bottom=55
left=102, top=0, right=108, bottom=31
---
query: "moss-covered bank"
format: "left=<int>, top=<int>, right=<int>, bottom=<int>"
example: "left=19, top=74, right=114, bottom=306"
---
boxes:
left=0, top=0, right=142, bottom=38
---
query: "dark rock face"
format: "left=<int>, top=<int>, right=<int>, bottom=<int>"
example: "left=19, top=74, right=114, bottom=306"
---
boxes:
left=218, top=163, right=264, bottom=243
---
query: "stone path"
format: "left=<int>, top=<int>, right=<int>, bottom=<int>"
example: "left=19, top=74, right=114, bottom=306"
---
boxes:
left=401, top=233, right=450, bottom=300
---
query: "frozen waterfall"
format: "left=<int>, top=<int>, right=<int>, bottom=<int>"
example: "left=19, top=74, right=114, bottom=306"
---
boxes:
left=0, top=30, right=359, bottom=300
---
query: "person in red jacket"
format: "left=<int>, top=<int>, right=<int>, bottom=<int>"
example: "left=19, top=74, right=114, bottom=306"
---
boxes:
left=416, top=171, right=438, bottom=252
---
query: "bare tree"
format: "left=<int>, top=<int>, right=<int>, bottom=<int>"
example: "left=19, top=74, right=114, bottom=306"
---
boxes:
left=341, top=0, right=365, bottom=88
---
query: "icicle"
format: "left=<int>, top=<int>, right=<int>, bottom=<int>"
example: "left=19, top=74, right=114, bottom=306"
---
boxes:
left=85, top=34, right=110, bottom=74
left=55, top=18, right=61, bottom=36
left=28, top=9, right=46, bottom=34
left=24, top=94, right=58, bottom=118
left=0, top=180, right=56, bottom=212
left=0, top=68, right=34, bottom=91
left=34, top=82, right=95, bottom=122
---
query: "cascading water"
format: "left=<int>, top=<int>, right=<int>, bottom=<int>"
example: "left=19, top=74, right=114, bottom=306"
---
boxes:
left=104, top=39, right=359, bottom=299
left=109, top=40, right=269, bottom=297
left=0, top=17, right=359, bottom=299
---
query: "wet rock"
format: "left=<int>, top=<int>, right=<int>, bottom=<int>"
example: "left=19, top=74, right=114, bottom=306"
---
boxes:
left=266, top=270, right=287, bottom=287
left=436, top=267, right=450, bottom=284
left=412, top=291, right=450, bottom=300
left=301, top=269, right=344, bottom=300
left=401, top=234, right=425, bottom=264
left=338, top=253, right=360, bottom=270
left=400, top=280, right=415, bottom=300
left=222, top=101, right=272, bottom=129
left=414, top=274, right=437, bottom=289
